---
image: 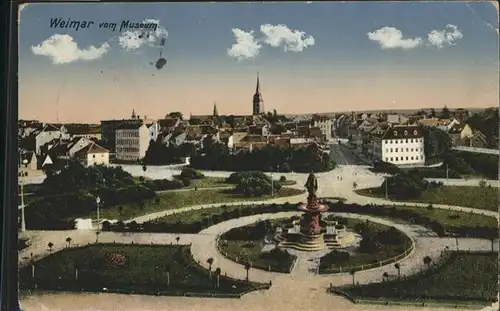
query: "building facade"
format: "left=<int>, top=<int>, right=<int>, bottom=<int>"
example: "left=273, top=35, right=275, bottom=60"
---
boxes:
left=115, top=123, right=150, bottom=161
left=377, top=125, right=425, bottom=166
left=74, top=143, right=110, bottom=167
left=312, top=116, right=333, bottom=141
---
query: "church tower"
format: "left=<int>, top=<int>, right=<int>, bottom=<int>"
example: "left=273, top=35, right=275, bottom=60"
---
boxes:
left=252, top=73, right=264, bottom=115
left=212, top=102, right=219, bottom=126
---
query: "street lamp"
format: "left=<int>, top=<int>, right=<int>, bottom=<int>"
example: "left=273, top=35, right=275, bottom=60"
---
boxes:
left=270, top=172, right=274, bottom=197
left=96, top=196, right=101, bottom=230
left=19, top=163, right=28, bottom=232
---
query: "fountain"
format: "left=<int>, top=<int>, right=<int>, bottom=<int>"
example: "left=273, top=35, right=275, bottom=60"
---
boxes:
left=274, top=171, right=355, bottom=251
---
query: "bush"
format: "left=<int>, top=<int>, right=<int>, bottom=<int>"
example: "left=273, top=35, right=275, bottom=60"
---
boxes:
left=279, top=176, right=287, bottom=182
left=144, top=178, right=186, bottom=191
left=180, top=168, right=204, bottom=180
left=233, top=176, right=281, bottom=197
left=371, top=161, right=401, bottom=174
left=226, top=171, right=271, bottom=184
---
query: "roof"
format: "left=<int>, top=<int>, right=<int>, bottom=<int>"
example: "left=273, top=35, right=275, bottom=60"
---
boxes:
left=74, top=142, right=110, bottom=157
left=381, top=125, right=424, bottom=140
left=116, top=123, right=144, bottom=130
left=158, top=118, right=179, bottom=128
left=64, top=125, right=101, bottom=135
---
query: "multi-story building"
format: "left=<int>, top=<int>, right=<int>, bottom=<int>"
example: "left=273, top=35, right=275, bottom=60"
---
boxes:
left=375, top=125, right=425, bottom=166
left=74, top=142, right=110, bottom=167
left=115, top=123, right=150, bottom=161
left=312, top=115, right=333, bottom=141
left=101, top=110, right=155, bottom=152
left=21, top=124, right=63, bottom=155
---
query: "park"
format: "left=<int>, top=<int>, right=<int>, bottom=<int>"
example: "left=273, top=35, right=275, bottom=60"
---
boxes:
left=18, top=161, right=499, bottom=311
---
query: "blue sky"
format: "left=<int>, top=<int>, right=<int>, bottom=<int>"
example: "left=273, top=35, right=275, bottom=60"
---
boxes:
left=18, top=2, right=499, bottom=122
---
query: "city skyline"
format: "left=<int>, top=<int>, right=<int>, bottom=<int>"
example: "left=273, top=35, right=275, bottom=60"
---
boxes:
left=19, top=2, right=499, bottom=123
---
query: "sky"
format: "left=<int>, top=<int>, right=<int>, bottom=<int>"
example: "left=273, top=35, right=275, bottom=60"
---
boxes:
left=18, top=2, right=499, bottom=123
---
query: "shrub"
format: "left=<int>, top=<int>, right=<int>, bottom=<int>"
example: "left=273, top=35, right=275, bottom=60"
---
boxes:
left=279, top=176, right=287, bottom=182
left=233, top=176, right=281, bottom=197
left=180, top=168, right=204, bottom=180
left=226, top=171, right=271, bottom=184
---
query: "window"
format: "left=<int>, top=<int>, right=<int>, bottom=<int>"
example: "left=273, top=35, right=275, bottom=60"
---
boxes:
left=395, top=148, right=398, bottom=152
left=411, top=148, right=413, bottom=152
left=411, top=156, right=414, bottom=160
left=390, top=148, right=393, bottom=152
left=406, top=139, right=408, bottom=143
left=390, top=157, right=393, bottom=161
left=385, top=149, right=388, bottom=153
left=384, top=157, right=388, bottom=161
left=93, top=155, right=96, bottom=159
left=404, top=131, right=408, bottom=136
left=406, top=148, right=409, bottom=152
left=413, top=130, right=418, bottom=135
left=395, top=157, right=399, bottom=161
left=393, top=131, right=398, bottom=136
left=406, top=156, right=408, bottom=160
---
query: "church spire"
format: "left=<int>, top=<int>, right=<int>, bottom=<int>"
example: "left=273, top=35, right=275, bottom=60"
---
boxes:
left=131, top=109, right=136, bottom=119
left=213, top=102, right=218, bottom=116
left=252, top=73, right=264, bottom=115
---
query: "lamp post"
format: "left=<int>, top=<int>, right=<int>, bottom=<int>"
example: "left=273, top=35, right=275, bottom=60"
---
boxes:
left=270, top=173, right=274, bottom=197
left=446, top=163, right=449, bottom=181
left=96, top=196, right=101, bottom=230
left=19, top=163, right=28, bottom=232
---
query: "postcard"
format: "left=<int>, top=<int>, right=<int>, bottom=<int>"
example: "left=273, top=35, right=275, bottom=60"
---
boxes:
left=16, top=2, right=498, bottom=311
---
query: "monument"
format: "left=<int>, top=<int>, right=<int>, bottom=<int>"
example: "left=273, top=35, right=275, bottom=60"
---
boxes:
left=274, top=171, right=355, bottom=251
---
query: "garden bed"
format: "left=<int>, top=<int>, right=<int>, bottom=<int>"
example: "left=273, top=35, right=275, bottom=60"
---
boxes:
left=319, top=218, right=413, bottom=274
left=19, top=244, right=270, bottom=297
left=337, top=251, right=498, bottom=306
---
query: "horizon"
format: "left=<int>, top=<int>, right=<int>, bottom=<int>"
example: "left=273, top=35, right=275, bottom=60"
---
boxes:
left=19, top=2, right=499, bottom=123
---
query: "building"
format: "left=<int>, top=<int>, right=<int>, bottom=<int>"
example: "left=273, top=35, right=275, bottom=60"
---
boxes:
left=386, top=114, right=409, bottom=125
left=61, top=124, right=102, bottom=140
left=115, top=123, right=150, bottom=161
left=459, top=124, right=488, bottom=148
left=101, top=110, right=155, bottom=152
left=19, top=152, right=38, bottom=171
left=252, top=74, right=264, bottom=115
left=74, top=142, right=110, bottom=167
left=375, top=125, right=425, bottom=166
left=312, top=115, right=333, bottom=141
left=21, top=124, right=63, bottom=155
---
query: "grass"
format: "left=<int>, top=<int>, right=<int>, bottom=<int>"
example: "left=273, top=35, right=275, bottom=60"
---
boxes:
left=319, top=218, right=412, bottom=273
left=19, top=244, right=267, bottom=296
left=93, top=187, right=304, bottom=221
left=181, top=177, right=233, bottom=189
left=340, top=251, right=498, bottom=305
left=218, top=240, right=296, bottom=273
left=356, top=186, right=498, bottom=212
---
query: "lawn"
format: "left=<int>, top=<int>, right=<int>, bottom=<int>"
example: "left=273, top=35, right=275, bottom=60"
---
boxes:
left=340, top=251, right=498, bottom=305
left=94, top=187, right=304, bottom=220
left=180, top=177, right=233, bottom=189
left=19, top=244, right=268, bottom=296
left=356, top=186, right=498, bottom=212
left=319, top=218, right=413, bottom=274
left=218, top=240, right=296, bottom=273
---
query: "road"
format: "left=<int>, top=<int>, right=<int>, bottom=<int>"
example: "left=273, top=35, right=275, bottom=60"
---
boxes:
left=329, top=141, right=362, bottom=165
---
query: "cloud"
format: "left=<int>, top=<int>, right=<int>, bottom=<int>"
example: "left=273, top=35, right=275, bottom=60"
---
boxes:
left=367, top=27, right=422, bottom=49
left=117, top=19, right=168, bottom=51
left=259, top=24, right=315, bottom=52
left=227, top=28, right=262, bottom=60
left=427, top=24, right=464, bottom=49
left=31, top=34, right=110, bottom=64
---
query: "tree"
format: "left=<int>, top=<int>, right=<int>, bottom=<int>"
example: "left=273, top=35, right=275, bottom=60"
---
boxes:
left=244, top=262, right=251, bottom=282
left=65, top=237, right=72, bottom=248
left=439, top=106, right=451, bottom=119
left=167, top=112, right=183, bottom=120
left=382, top=272, right=389, bottom=282
left=423, top=256, right=432, bottom=268
left=430, top=108, right=436, bottom=118
left=350, top=269, right=356, bottom=285
left=215, top=267, right=222, bottom=288
left=423, top=126, right=451, bottom=161
left=47, top=242, right=54, bottom=254
left=207, top=257, right=214, bottom=278
left=394, top=263, right=401, bottom=279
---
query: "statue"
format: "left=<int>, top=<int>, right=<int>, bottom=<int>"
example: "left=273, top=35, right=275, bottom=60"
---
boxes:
left=304, top=171, right=318, bottom=196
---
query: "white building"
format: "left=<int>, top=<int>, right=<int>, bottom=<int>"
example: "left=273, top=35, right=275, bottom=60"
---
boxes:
left=74, top=142, right=110, bottom=167
left=312, top=116, right=333, bottom=141
left=115, top=123, right=150, bottom=161
left=374, top=125, right=425, bottom=166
